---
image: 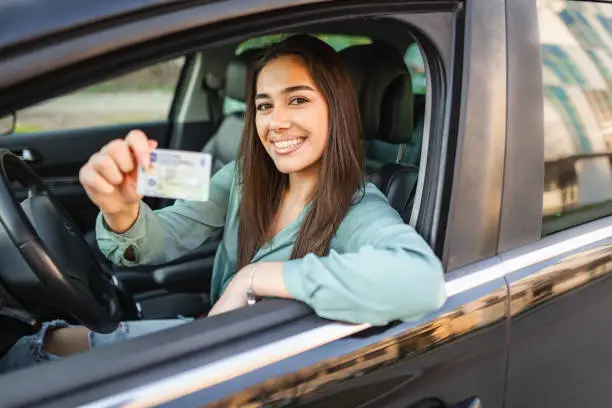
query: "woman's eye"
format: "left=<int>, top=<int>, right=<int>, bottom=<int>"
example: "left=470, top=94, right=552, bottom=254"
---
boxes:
left=256, top=103, right=272, bottom=111
left=289, top=97, right=309, bottom=105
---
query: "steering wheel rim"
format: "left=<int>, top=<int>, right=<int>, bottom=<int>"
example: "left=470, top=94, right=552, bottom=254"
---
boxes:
left=0, top=149, right=122, bottom=333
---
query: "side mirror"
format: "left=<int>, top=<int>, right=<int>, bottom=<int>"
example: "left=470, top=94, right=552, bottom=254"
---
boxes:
left=0, top=112, right=16, bottom=135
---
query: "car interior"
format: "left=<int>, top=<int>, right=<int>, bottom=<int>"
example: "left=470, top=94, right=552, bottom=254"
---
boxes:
left=0, top=19, right=430, bottom=366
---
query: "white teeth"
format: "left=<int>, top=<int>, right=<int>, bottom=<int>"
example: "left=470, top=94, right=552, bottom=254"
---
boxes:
left=273, top=138, right=304, bottom=149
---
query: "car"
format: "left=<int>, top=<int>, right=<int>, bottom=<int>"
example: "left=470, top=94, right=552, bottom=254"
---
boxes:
left=0, top=0, right=611, bottom=406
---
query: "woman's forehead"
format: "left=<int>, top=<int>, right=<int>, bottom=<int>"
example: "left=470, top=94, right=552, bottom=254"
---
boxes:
left=256, top=55, right=317, bottom=93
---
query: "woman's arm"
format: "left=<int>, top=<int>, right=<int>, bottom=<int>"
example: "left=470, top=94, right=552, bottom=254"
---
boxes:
left=281, top=187, right=446, bottom=325
left=212, top=185, right=446, bottom=325
left=96, top=161, right=235, bottom=266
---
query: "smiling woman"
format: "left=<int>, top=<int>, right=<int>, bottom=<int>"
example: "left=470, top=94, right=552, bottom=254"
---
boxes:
left=0, top=34, right=446, bottom=373
left=239, top=35, right=362, bottom=270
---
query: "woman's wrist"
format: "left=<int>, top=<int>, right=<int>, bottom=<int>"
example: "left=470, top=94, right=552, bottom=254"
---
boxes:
left=102, top=202, right=140, bottom=234
left=239, top=262, right=290, bottom=299
left=246, top=265, right=259, bottom=305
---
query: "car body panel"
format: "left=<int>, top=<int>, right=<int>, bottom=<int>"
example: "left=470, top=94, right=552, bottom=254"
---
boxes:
left=502, top=0, right=612, bottom=405
left=0, top=0, right=202, bottom=51
left=505, top=218, right=612, bottom=407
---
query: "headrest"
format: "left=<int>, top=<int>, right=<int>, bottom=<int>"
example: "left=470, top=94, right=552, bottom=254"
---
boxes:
left=225, top=48, right=261, bottom=102
left=340, top=42, right=414, bottom=144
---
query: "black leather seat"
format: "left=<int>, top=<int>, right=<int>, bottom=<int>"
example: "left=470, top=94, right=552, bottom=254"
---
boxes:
left=339, top=42, right=419, bottom=221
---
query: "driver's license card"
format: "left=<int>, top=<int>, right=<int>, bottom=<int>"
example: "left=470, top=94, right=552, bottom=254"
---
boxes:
left=137, top=148, right=212, bottom=202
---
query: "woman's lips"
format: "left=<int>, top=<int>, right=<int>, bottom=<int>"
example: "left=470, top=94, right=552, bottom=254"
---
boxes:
left=272, top=137, right=306, bottom=155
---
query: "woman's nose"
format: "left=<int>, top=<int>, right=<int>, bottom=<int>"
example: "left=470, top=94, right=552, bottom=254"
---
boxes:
left=269, top=105, right=291, bottom=131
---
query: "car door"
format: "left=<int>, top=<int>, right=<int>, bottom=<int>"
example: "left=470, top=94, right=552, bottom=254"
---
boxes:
left=0, top=57, right=191, bottom=235
left=0, top=0, right=513, bottom=407
left=501, top=0, right=612, bottom=407
left=108, top=0, right=518, bottom=404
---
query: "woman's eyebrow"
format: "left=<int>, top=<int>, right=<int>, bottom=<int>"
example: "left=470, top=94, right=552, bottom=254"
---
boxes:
left=283, top=85, right=315, bottom=93
left=255, top=85, right=315, bottom=100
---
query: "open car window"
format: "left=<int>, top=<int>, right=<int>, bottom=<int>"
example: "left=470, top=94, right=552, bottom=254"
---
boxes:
left=0, top=3, right=457, bottom=405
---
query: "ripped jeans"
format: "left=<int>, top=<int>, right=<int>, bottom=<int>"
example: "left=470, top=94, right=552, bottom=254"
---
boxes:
left=0, top=319, right=187, bottom=374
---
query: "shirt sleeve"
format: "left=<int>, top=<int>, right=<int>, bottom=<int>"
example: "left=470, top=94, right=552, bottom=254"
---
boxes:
left=95, top=161, right=235, bottom=266
left=282, top=184, right=447, bottom=326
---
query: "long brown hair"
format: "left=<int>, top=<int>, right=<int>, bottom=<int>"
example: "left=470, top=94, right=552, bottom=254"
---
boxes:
left=236, top=35, right=365, bottom=269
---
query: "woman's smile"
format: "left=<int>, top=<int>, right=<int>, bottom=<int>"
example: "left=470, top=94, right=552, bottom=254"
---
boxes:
left=271, top=137, right=307, bottom=155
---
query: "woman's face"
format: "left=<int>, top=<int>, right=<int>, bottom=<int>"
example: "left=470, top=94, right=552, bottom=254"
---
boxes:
left=255, top=55, right=329, bottom=175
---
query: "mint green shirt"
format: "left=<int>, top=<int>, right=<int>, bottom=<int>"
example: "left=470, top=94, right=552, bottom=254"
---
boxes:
left=96, top=162, right=446, bottom=325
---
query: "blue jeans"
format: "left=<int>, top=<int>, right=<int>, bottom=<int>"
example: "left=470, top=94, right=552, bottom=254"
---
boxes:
left=0, top=319, right=188, bottom=374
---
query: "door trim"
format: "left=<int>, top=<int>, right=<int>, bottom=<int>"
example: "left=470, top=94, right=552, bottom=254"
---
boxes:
left=441, top=0, right=508, bottom=270
left=497, top=0, right=545, bottom=253
left=448, top=216, right=612, bottom=295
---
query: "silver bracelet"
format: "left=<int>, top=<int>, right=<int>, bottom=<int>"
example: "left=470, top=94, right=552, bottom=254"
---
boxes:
left=246, top=266, right=258, bottom=306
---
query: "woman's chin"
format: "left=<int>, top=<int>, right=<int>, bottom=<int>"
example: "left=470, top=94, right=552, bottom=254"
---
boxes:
left=273, top=159, right=306, bottom=174
left=272, top=156, right=317, bottom=175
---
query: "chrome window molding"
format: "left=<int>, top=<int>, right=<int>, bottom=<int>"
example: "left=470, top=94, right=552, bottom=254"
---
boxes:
left=447, top=217, right=612, bottom=296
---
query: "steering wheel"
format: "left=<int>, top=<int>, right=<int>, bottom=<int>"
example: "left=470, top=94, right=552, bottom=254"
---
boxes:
left=0, top=149, right=123, bottom=333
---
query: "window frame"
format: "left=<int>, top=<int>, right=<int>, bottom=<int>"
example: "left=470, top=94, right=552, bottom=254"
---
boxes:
left=439, top=0, right=510, bottom=270
left=496, top=0, right=546, bottom=254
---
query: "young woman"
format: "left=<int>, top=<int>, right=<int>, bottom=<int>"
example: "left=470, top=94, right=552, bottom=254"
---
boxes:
left=0, top=35, right=446, bottom=372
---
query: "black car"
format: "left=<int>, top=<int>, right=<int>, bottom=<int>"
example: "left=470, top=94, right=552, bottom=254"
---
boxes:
left=1, top=0, right=611, bottom=407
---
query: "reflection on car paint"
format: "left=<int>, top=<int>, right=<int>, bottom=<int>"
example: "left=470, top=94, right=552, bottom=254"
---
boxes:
left=211, top=235, right=612, bottom=407
left=209, top=286, right=507, bottom=407
left=509, top=241, right=612, bottom=317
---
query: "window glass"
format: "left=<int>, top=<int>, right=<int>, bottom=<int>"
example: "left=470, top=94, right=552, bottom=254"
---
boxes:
left=14, top=58, right=185, bottom=134
left=223, top=34, right=373, bottom=115
left=538, top=0, right=612, bottom=235
left=404, top=43, right=427, bottom=95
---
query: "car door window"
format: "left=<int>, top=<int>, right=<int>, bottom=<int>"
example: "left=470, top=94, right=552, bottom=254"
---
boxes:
left=539, top=0, right=612, bottom=236
left=14, top=57, right=185, bottom=134
left=0, top=2, right=459, bottom=404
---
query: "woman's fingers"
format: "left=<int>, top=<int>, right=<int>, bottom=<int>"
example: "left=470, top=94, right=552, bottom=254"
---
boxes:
left=102, top=139, right=135, bottom=173
left=89, top=153, right=124, bottom=185
left=126, top=129, right=153, bottom=168
left=78, top=129, right=157, bottom=202
left=79, top=165, right=114, bottom=194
